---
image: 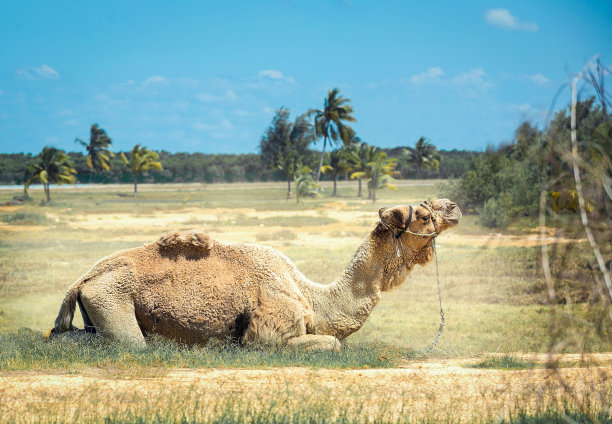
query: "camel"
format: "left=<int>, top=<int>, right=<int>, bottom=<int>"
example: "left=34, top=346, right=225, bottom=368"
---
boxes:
left=46, top=199, right=461, bottom=350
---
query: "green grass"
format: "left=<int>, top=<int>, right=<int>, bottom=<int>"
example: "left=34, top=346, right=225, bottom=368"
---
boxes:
left=1, top=181, right=610, bottom=353
left=466, top=355, right=537, bottom=370
left=0, top=210, right=52, bottom=225
left=0, top=329, right=410, bottom=371
left=13, top=409, right=607, bottom=424
left=0, top=181, right=610, bottom=356
left=502, top=409, right=612, bottom=424
left=0, top=181, right=609, bottom=424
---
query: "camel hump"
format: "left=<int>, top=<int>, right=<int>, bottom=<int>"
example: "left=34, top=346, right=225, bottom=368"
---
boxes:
left=156, top=231, right=214, bottom=252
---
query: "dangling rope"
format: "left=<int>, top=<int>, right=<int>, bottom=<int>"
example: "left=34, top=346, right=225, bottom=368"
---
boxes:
left=426, top=237, right=445, bottom=351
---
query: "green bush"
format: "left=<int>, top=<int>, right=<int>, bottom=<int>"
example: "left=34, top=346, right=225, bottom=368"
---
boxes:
left=0, top=211, right=52, bottom=225
left=477, top=192, right=513, bottom=228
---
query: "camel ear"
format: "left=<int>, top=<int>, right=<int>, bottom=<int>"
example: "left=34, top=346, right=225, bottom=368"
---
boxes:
left=378, top=207, right=387, bottom=219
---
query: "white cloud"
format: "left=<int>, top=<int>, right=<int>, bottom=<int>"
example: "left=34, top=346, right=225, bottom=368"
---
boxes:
left=233, top=109, right=253, bottom=116
left=259, top=69, right=283, bottom=79
left=143, top=75, right=166, bottom=85
left=196, top=90, right=239, bottom=103
left=258, top=69, right=296, bottom=85
left=225, top=89, right=238, bottom=101
left=485, top=9, right=538, bottom=31
left=196, top=93, right=224, bottom=102
left=193, top=119, right=233, bottom=132
left=193, top=122, right=217, bottom=132
left=16, top=64, right=60, bottom=80
left=526, top=73, right=550, bottom=85
left=410, top=67, right=444, bottom=84
left=514, top=103, right=532, bottom=113
left=93, top=93, right=129, bottom=106
left=452, top=68, right=493, bottom=89
left=219, top=119, right=233, bottom=130
left=507, top=103, right=547, bottom=121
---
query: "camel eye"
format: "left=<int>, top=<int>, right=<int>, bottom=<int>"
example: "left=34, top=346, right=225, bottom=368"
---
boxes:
left=421, top=216, right=430, bottom=222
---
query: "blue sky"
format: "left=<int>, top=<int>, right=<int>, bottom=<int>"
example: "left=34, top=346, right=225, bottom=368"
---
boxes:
left=1, top=1, right=611, bottom=154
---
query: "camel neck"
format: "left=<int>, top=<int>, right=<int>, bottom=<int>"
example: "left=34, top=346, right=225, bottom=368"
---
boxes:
left=302, top=233, right=415, bottom=340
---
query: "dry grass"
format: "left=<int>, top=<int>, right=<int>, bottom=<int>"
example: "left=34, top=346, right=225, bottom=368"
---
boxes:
left=0, top=181, right=609, bottom=423
left=0, top=181, right=608, bottom=352
left=0, top=358, right=609, bottom=423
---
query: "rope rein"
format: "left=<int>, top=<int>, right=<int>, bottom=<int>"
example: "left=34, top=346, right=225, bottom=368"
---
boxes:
left=380, top=200, right=446, bottom=351
left=427, top=237, right=445, bottom=351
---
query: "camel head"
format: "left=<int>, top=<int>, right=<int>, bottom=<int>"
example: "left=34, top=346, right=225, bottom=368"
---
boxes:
left=377, top=198, right=462, bottom=252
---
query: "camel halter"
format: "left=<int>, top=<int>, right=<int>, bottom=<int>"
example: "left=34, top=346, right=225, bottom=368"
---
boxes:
left=379, top=200, right=446, bottom=351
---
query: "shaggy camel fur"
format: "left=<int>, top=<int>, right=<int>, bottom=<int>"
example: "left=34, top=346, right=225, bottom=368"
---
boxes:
left=47, top=199, right=461, bottom=350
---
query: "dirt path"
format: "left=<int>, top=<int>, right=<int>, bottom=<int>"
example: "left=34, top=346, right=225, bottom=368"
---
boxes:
left=1, top=355, right=610, bottom=422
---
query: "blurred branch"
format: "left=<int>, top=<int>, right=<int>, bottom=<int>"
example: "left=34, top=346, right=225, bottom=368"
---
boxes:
left=570, top=54, right=612, bottom=300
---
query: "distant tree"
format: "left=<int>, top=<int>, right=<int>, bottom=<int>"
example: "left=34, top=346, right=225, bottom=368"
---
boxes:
left=25, top=146, right=77, bottom=203
left=512, top=121, right=541, bottom=160
left=403, top=137, right=441, bottom=177
left=321, top=148, right=354, bottom=196
left=260, top=108, right=314, bottom=198
left=350, top=143, right=379, bottom=197
left=121, top=145, right=163, bottom=195
left=309, top=88, right=356, bottom=182
left=294, top=166, right=320, bottom=204
left=341, top=134, right=362, bottom=181
left=365, top=152, right=398, bottom=201
left=75, top=124, right=114, bottom=182
left=276, top=150, right=301, bottom=199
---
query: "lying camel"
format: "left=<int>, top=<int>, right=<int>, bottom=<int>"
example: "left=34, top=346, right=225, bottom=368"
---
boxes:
left=47, top=199, right=461, bottom=350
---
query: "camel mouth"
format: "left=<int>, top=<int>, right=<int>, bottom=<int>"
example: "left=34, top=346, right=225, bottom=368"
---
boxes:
left=446, top=216, right=461, bottom=227
left=437, top=199, right=461, bottom=227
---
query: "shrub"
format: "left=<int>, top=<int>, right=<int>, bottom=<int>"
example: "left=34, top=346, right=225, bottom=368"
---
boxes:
left=477, top=192, right=512, bottom=228
left=0, top=211, right=52, bottom=225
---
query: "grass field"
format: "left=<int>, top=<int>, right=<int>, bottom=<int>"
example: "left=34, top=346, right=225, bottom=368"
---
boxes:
left=0, top=180, right=610, bottom=423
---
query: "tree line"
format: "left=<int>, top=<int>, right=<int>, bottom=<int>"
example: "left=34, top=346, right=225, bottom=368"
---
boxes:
left=1, top=88, right=480, bottom=202
left=0, top=147, right=474, bottom=186
left=259, top=88, right=458, bottom=201
left=17, top=125, right=162, bottom=202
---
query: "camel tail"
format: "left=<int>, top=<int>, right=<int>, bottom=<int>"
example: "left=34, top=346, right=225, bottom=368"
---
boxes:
left=43, top=285, right=80, bottom=339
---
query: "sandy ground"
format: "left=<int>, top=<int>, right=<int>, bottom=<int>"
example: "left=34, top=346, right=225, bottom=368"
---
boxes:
left=0, top=204, right=584, bottom=249
left=1, top=354, right=610, bottom=422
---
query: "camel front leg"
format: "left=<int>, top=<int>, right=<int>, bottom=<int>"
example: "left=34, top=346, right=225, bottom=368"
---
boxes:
left=287, top=335, right=341, bottom=351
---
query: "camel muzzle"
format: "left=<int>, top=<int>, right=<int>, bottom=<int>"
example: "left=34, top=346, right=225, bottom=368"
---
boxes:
left=437, top=199, right=462, bottom=227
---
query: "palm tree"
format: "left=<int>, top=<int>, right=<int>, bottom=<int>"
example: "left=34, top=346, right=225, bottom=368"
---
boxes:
left=260, top=108, right=315, bottom=199
left=294, top=166, right=320, bottom=204
left=276, top=150, right=301, bottom=199
left=309, top=88, right=356, bottom=182
left=25, top=146, right=77, bottom=203
left=121, top=145, right=163, bottom=195
left=351, top=150, right=397, bottom=201
left=367, top=152, right=398, bottom=202
left=75, top=124, right=114, bottom=182
left=350, top=143, right=379, bottom=197
left=403, top=137, right=440, bottom=177
left=321, top=148, right=353, bottom=196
